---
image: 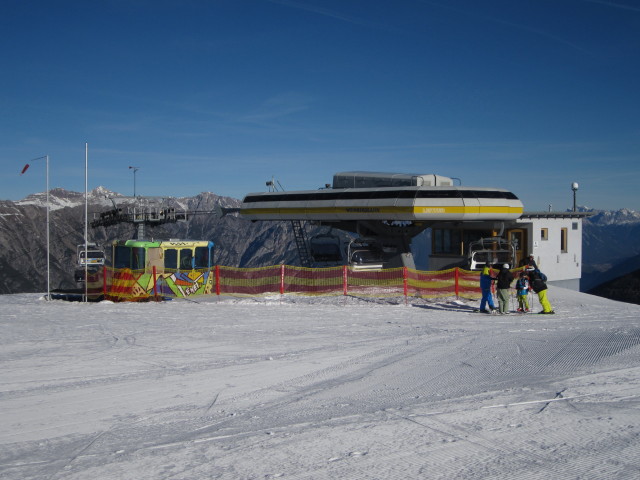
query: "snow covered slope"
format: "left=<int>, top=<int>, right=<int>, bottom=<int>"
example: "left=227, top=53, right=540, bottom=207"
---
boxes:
left=1, top=289, right=639, bottom=479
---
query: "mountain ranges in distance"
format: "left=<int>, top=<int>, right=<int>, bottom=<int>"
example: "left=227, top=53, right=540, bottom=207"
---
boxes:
left=1, top=188, right=639, bottom=304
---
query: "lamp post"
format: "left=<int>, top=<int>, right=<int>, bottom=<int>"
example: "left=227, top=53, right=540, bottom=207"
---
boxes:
left=84, top=144, right=89, bottom=302
left=129, top=166, right=140, bottom=197
left=571, top=182, right=579, bottom=212
left=20, top=155, right=50, bottom=300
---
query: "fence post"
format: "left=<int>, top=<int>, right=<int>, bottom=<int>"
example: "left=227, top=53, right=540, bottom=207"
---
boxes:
left=403, top=266, right=408, bottom=304
left=102, top=265, right=107, bottom=298
left=454, top=267, right=460, bottom=299
left=152, top=266, right=158, bottom=301
left=280, top=264, right=285, bottom=295
left=343, top=265, right=348, bottom=296
left=215, top=265, right=220, bottom=296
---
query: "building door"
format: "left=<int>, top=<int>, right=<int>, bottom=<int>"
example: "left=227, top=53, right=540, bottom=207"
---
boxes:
left=508, top=229, right=526, bottom=267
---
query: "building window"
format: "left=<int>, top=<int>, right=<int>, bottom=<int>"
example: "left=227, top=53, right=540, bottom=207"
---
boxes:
left=561, top=228, right=568, bottom=253
left=541, top=228, right=548, bottom=241
left=572, top=222, right=579, bottom=230
left=432, top=229, right=464, bottom=254
left=432, top=229, right=494, bottom=255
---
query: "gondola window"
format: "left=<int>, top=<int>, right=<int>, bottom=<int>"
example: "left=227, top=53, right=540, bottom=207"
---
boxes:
left=164, top=249, right=178, bottom=270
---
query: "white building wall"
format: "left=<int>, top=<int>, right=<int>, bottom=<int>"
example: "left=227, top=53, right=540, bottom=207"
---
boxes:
left=517, top=216, right=583, bottom=289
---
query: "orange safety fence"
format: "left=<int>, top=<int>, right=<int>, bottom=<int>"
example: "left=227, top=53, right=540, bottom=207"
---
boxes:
left=218, top=265, right=282, bottom=296
left=347, top=267, right=405, bottom=297
left=408, top=268, right=457, bottom=299
left=283, top=266, right=345, bottom=295
left=95, top=264, right=525, bottom=302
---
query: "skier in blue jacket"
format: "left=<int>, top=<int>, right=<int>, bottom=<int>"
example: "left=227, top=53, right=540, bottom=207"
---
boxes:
left=515, top=271, right=530, bottom=312
left=479, top=263, right=497, bottom=313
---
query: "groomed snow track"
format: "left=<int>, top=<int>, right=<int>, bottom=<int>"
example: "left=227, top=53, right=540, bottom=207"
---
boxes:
left=1, top=292, right=639, bottom=479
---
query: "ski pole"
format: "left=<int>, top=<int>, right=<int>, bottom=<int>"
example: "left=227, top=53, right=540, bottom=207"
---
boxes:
left=529, top=289, right=535, bottom=312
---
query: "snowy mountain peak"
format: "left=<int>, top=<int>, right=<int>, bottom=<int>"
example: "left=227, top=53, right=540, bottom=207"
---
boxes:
left=91, top=186, right=122, bottom=198
left=17, top=188, right=82, bottom=211
left=16, top=187, right=123, bottom=211
left=14, top=187, right=239, bottom=211
left=586, top=208, right=640, bottom=226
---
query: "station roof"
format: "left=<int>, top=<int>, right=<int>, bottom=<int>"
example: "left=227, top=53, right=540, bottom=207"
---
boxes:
left=520, top=211, right=594, bottom=219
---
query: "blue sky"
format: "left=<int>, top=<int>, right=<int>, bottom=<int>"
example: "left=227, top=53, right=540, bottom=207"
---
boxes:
left=1, top=0, right=639, bottom=211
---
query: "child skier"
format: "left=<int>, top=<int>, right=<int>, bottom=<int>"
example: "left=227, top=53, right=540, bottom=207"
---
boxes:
left=515, top=271, right=530, bottom=313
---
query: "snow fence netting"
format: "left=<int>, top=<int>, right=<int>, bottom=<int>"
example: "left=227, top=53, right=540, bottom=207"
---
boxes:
left=100, top=265, right=491, bottom=301
left=283, top=266, right=345, bottom=296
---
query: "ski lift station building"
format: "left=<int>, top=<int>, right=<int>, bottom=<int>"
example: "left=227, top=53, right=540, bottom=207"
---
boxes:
left=239, top=171, right=591, bottom=291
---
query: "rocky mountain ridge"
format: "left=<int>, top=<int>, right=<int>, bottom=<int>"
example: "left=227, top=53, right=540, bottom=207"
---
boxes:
left=0, top=188, right=306, bottom=294
left=584, top=208, right=640, bottom=226
left=580, top=208, right=640, bottom=291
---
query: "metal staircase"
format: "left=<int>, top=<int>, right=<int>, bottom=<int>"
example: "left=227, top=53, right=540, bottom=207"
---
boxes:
left=266, top=178, right=313, bottom=267
left=291, top=219, right=313, bottom=267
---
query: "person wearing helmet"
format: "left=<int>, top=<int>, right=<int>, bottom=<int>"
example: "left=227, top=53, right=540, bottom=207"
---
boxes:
left=515, top=270, right=530, bottom=312
left=496, top=263, right=514, bottom=314
left=529, top=268, right=555, bottom=314
left=519, top=254, right=538, bottom=270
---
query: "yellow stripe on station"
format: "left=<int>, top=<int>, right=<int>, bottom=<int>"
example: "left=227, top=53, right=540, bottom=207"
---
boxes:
left=240, top=205, right=523, bottom=217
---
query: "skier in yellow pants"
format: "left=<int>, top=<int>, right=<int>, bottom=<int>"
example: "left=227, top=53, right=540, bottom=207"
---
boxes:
left=528, top=268, right=555, bottom=314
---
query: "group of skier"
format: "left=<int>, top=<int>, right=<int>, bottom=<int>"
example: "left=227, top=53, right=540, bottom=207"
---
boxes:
left=478, top=254, right=555, bottom=315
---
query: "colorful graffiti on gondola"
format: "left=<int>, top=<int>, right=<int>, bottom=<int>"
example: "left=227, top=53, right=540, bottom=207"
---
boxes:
left=106, top=239, right=215, bottom=300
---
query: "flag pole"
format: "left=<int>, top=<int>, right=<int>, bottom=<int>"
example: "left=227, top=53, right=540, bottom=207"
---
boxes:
left=21, top=155, right=50, bottom=300
left=84, top=144, right=88, bottom=302
left=45, top=155, right=50, bottom=301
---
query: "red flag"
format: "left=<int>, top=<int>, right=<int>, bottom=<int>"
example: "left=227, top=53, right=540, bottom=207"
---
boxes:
left=20, top=164, right=30, bottom=175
